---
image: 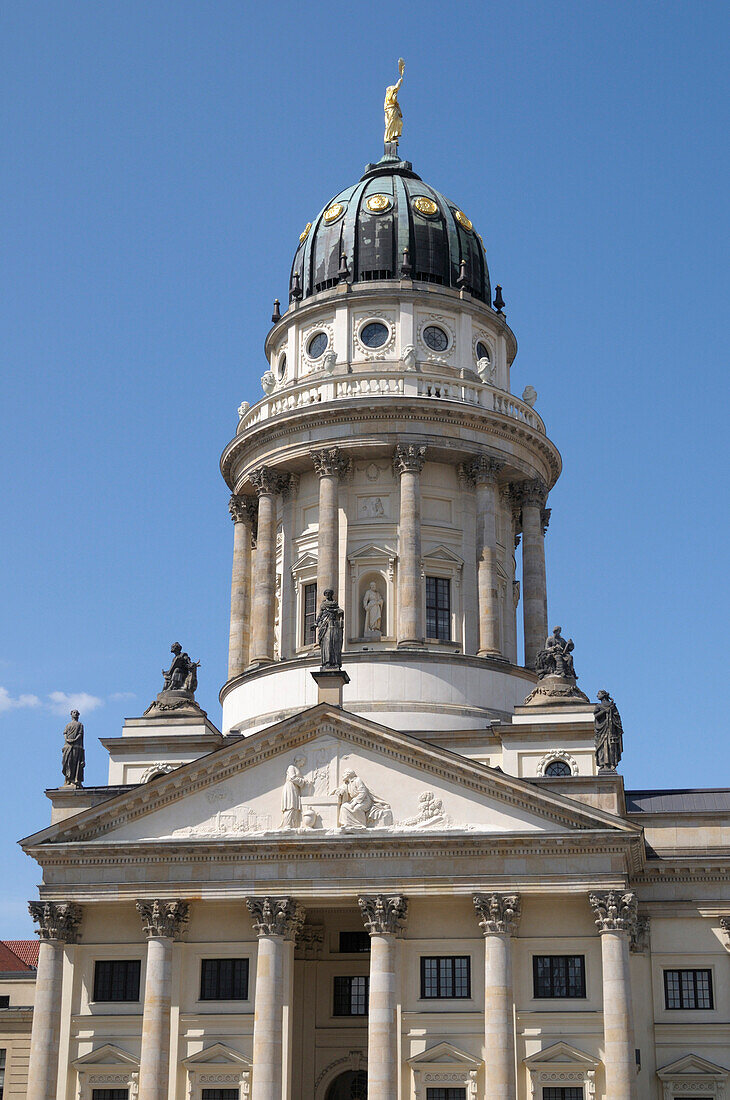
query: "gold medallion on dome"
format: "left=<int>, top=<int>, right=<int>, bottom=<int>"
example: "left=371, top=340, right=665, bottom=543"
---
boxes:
left=322, top=202, right=345, bottom=225
left=454, top=209, right=473, bottom=231
left=366, top=193, right=392, bottom=214
left=413, top=195, right=438, bottom=216
left=299, top=222, right=312, bottom=244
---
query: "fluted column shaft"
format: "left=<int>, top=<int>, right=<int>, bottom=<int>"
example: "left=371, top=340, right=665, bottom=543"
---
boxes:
left=590, top=892, right=638, bottom=1100
left=250, top=468, right=281, bottom=665
left=474, top=893, right=521, bottom=1100
left=359, top=895, right=408, bottom=1100
left=228, top=495, right=255, bottom=678
left=475, top=457, right=504, bottom=656
left=26, top=902, right=82, bottom=1100
left=394, top=444, right=426, bottom=647
left=137, top=900, right=189, bottom=1100
left=246, top=897, right=304, bottom=1100
left=519, top=481, right=548, bottom=667
left=312, top=449, right=348, bottom=603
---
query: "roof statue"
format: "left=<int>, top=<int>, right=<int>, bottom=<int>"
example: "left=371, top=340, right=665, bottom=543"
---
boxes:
left=594, top=690, right=624, bottom=772
left=144, top=642, right=206, bottom=716
left=384, top=58, right=405, bottom=148
left=315, top=590, right=344, bottom=670
left=523, top=626, right=589, bottom=706
left=61, top=710, right=85, bottom=788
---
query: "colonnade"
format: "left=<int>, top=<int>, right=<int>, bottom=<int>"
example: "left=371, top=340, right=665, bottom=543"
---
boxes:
left=227, top=444, right=551, bottom=676
left=27, top=890, right=639, bottom=1100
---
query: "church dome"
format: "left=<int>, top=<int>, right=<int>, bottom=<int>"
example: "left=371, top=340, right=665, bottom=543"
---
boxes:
left=289, top=153, right=491, bottom=304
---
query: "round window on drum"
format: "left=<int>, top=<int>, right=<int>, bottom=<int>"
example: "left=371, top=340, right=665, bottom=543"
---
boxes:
left=545, top=760, right=572, bottom=777
left=360, top=322, right=389, bottom=349
left=308, top=332, right=328, bottom=359
left=423, top=325, right=449, bottom=352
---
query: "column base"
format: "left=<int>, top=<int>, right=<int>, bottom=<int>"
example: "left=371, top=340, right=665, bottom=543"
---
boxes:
left=247, top=658, right=275, bottom=670
left=478, top=647, right=508, bottom=661
left=396, top=640, right=426, bottom=650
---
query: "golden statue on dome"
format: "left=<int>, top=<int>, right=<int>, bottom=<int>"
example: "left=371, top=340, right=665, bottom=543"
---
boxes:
left=384, top=58, right=405, bottom=146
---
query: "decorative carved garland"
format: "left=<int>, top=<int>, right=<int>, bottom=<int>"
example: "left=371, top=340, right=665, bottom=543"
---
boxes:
left=536, top=750, right=579, bottom=777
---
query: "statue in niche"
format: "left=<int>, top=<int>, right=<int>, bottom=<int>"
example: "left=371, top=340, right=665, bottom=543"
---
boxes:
left=162, top=642, right=200, bottom=695
left=363, top=582, right=384, bottom=635
left=61, top=710, right=85, bottom=787
left=315, top=590, right=344, bottom=669
left=535, top=626, right=577, bottom=681
left=334, top=769, right=392, bottom=829
left=594, top=690, right=624, bottom=771
left=281, top=757, right=307, bottom=829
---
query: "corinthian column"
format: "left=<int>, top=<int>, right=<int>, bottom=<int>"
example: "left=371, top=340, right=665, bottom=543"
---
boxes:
left=394, top=443, right=426, bottom=647
left=246, top=897, right=304, bottom=1100
left=517, top=479, right=548, bottom=668
left=26, top=901, right=82, bottom=1100
left=249, top=467, right=282, bottom=665
left=473, top=893, right=521, bottom=1100
left=474, top=455, right=504, bottom=656
left=589, top=891, right=638, bottom=1100
left=228, top=494, right=257, bottom=678
left=358, top=895, right=408, bottom=1100
left=311, top=447, right=349, bottom=603
left=136, top=900, right=189, bottom=1100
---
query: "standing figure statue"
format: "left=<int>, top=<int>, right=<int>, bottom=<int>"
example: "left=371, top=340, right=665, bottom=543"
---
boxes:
left=281, top=758, right=307, bottom=829
left=594, top=690, right=624, bottom=771
left=384, top=58, right=405, bottom=146
left=315, top=589, right=344, bottom=669
left=61, top=710, right=85, bottom=787
left=363, top=582, right=384, bottom=634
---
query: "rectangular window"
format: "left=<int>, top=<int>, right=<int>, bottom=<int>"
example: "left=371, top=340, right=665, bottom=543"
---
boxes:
left=201, top=1091, right=239, bottom=1100
left=200, top=958, right=249, bottom=1001
left=303, top=583, right=317, bottom=645
left=426, top=1090, right=467, bottom=1100
left=426, top=577, right=451, bottom=641
left=533, top=955, right=586, bottom=999
left=339, top=931, right=371, bottom=953
left=333, top=975, right=369, bottom=1016
left=0, top=1047, right=5, bottom=1100
left=92, top=1091, right=129, bottom=1100
left=0, top=996, right=8, bottom=1008
left=664, top=968, right=713, bottom=1009
left=420, top=956, right=471, bottom=999
left=92, top=960, right=141, bottom=1003
left=543, top=1090, right=584, bottom=1100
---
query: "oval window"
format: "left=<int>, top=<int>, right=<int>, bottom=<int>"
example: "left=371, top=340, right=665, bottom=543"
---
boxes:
left=276, top=353, right=287, bottom=380
left=360, top=322, right=389, bottom=349
left=423, top=325, right=449, bottom=352
left=476, top=341, right=490, bottom=363
left=545, top=760, right=572, bottom=777
left=308, top=332, right=328, bottom=359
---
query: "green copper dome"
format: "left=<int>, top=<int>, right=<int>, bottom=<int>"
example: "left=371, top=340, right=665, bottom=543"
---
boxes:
left=289, top=154, right=491, bottom=304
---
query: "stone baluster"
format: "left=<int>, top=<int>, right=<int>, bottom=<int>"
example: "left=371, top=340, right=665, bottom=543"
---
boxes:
left=26, top=901, right=82, bottom=1100
left=246, top=897, right=305, bottom=1100
left=249, top=467, right=283, bottom=665
left=589, top=891, right=638, bottom=1100
left=136, top=899, right=189, bottom=1100
left=393, top=443, right=426, bottom=647
left=311, top=448, right=349, bottom=603
left=473, top=893, right=521, bottom=1100
left=228, top=494, right=257, bottom=679
left=474, top=456, right=504, bottom=657
left=517, top=479, right=548, bottom=668
left=358, top=894, right=409, bottom=1100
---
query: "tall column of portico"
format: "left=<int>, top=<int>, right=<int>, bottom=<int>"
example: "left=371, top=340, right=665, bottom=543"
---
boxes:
left=589, top=891, right=639, bottom=1100
left=136, top=899, right=189, bottom=1100
left=394, top=443, right=426, bottom=647
left=279, top=474, right=299, bottom=659
left=474, top=455, right=504, bottom=657
left=473, top=893, right=521, bottom=1100
left=311, top=447, right=349, bottom=603
left=246, top=896, right=304, bottom=1100
left=500, top=485, right=519, bottom=664
left=517, top=479, right=549, bottom=668
left=358, top=894, right=408, bottom=1100
left=26, top=900, right=82, bottom=1100
left=228, top=494, right=257, bottom=678
left=249, top=467, right=283, bottom=665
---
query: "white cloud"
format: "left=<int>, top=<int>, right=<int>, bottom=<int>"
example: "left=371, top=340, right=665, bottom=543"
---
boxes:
left=109, top=691, right=136, bottom=701
left=47, top=691, right=104, bottom=716
left=0, top=687, right=42, bottom=712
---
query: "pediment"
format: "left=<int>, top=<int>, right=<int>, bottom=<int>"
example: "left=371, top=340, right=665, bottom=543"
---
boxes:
left=347, top=542, right=396, bottom=562
left=422, top=543, right=464, bottom=566
left=409, top=1041, right=481, bottom=1067
left=524, top=1042, right=600, bottom=1069
left=72, top=1044, right=139, bottom=1069
left=657, top=1053, right=729, bottom=1080
left=23, top=705, right=641, bottom=849
left=183, top=1043, right=251, bottom=1069
left=291, top=550, right=318, bottom=574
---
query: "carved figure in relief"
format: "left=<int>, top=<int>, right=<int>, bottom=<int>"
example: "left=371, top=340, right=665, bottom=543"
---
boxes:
left=363, top=582, right=384, bottom=633
left=477, top=356, right=496, bottom=384
left=61, top=710, right=85, bottom=787
left=315, top=589, right=344, bottom=669
left=402, top=344, right=416, bottom=371
left=594, top=690, right=624, bottom=771
left=261, top=370, right=276, bottom=395
left=281, top=757, right=307, bottom=829
left=334, top=769, right=392, bottom=829
left=322, top=350, right=337, bottom=375
left=400, top=790, right=450, bottom=828
left=360, top=497, right=385, bottom=519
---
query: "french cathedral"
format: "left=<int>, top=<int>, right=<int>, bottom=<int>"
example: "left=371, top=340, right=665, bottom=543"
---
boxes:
left=3, top=66, right=729, bottom=1100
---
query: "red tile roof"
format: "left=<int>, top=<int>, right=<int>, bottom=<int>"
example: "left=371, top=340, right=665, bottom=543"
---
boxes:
left=0, top=941, right=39, bottom=970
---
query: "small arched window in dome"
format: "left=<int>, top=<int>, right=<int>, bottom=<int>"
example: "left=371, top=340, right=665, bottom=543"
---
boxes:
left=276, top=353, right=287, bottom=380
left=423, top=325, right=448, bottom=352
left=476, top=341, right=490, bottom=363
left=360, top=322, right=389, bottom=349
left=146, top=770, right=167, bottom=782
left=545, top=759, right=572, bottom=777
left=308, top=332, right=328, bottom=359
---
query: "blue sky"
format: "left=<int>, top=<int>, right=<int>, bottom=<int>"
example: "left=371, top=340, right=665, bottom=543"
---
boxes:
left=2, top=1, right=728, bottom=937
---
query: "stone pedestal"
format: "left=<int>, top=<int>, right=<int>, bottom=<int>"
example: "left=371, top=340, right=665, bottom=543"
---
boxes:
left=394, top=443, right=426, bottom=648
left=26, top=901, right=82, bottom=1100
left=589, top=891, right=638, bottom=1100
left=359, top=895, right=408, bottom=1100
left=136, top=900, right=189, bottom=1100
left=311, top=669, right=350, bottom=707
left=474, top=893, right=521, bottom=1100
left=523, top=673, right=589, bottom=706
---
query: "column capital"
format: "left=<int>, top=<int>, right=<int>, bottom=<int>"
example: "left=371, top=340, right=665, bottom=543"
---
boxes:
left=28, top=900, right=82, bottom=944
left=358, top=894, right=408, bottom=935
left=393, top=443, right=426, bottom=475
left=473, top=892, right=521, bottom=936
left=473, top=454, right=505, bottom=485
left=136, top=899, right=189, bottom=940
left=457, top=462, right=476, bottom=490
left=588, top=890, right=638, bottom=936
left=541, top=507, right=551, bottom=535
left=515, top=478, right=548, bottom=508
left=280, top=472, right=300, bottom=500
left=229, top=493, right=257, bottom=525
left=246, top=896, right=305, bottom=940
left=250, top=466, right=286, bottom=496
left=311, top=447, right=350, bottom=479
